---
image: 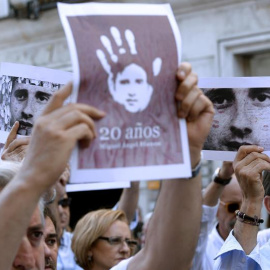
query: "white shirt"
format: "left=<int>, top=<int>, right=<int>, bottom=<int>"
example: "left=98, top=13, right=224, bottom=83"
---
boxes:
left=192, top=204, right=270, bottom=270
left=57, top=230, right=83, bottom=270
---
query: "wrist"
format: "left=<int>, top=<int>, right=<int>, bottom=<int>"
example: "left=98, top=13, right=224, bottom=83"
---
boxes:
left=212, top=168, right=232, bottom=186
left=189, top=147, right=201, bottom=168
left=240, top=199, right=263, bottom=217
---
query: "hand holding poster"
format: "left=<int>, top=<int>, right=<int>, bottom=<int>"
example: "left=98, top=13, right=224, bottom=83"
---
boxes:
left=199, top=77, right=270, bottom=161
left=58, top=2, right=191, bottom=183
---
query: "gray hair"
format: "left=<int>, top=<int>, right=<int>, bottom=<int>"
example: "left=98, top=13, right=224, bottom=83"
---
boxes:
left=0, top=160, right=45, bottom=225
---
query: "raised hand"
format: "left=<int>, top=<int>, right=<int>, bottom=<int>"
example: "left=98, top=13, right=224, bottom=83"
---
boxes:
left=20, top=82, right=106, bottom=192
left=1, top=121, right=30, bottom=162
left=175, top=62, right=214, bottom=166
left=233, top=145, right=270, bottom=203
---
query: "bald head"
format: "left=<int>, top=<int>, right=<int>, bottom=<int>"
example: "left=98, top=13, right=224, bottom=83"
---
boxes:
left=220, top=175, right=242, bottom=202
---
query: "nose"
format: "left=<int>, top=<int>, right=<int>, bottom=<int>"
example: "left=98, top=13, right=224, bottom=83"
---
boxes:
left=44, top=241, right=52, bottom=258
left=229, top=101, right=252, bottom=139
left=21, top=100, right=34, bottom=120
left=119, top=241, right=131, bottom=256
left=13, top=236, right=36, bottom=269
left=230, top=126, right=252, bottom=138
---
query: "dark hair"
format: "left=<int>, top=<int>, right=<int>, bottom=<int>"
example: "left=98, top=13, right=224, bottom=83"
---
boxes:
left=44, top=206, right=57, bottom=234
left=263, top=170, right=270, bottom=196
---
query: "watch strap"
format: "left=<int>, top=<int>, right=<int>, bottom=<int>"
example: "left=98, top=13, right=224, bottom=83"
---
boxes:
left=213, top=168, right=232, bottom=186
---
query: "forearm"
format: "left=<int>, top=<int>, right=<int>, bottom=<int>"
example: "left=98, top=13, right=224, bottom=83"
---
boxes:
left=129, top=156, right=202, bottom=270
left=117, top=181, right=140, bottom=224
left=203, top=182, right=224, bottom=206
left=234, top=199, right=262, bottom=254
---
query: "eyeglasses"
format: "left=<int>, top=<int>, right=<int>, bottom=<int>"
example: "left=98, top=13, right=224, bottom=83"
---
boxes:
left=98, top=236, right=137, bottom=249
left=220, top=201, right=241, bottom=213
left=58, top=198, right=72, bottom=208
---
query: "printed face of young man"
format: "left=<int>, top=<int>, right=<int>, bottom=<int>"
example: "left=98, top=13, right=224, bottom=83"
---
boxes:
left=112, top=63, right=153, bottom=113
left=10, top=82, right=54, bottom=135
left=203, top=88, right=270, bottom=151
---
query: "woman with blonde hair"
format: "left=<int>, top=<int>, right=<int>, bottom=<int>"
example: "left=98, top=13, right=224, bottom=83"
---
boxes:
left=72, top=209, right=137, bottom=270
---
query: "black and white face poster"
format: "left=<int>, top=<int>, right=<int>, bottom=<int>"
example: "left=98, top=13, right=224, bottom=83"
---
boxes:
left=200, top=77, right=270, bottom=161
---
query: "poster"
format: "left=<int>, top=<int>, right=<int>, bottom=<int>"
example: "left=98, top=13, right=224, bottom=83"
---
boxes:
left=199, top=77, right=270, bottom=161
left=58, top=2, right=191, bottom=183
left=0, top=62, right=72, bottom=142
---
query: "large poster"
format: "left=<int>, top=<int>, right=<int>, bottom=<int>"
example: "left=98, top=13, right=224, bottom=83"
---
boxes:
left=0, top=62, right=72, bottom=142
left=58, top=2, right=191, bottom=183
left=199, top=77, right=270, bottom=161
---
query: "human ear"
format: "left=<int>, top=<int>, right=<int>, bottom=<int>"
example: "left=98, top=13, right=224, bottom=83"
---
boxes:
left=263, top=196, right=270, bottom=214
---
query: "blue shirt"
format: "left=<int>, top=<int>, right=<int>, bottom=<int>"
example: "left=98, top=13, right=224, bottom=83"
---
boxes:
left=214, top=231, right=270, bottom=270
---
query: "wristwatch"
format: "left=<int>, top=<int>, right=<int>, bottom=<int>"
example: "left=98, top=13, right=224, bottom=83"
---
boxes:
left=212, top=168, right=232, bottom=185
left=189, top=158, right=202, bottom=179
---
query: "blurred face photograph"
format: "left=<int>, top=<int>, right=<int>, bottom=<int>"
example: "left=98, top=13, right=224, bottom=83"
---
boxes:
left=203, top=87, right=270, bottom=151
left=10, top=82, right=55, bottom=135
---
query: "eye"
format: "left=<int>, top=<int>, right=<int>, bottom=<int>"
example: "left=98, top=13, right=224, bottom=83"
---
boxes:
left=35, top=92, right=52, bottom=104
left=119, top=79, right=130, bottom=85
left=205, top=89, right=234, bottom=110
left=29, top=231, right=44, bottom=246
left=135, top=79, right=143, bottom=84
left=14, top=89, right=28, bottom=101
left=249, top=88, right=270, bottom=107
left=46, top=238, right=57, bottom=247
left=109, top=237, right=122, bottom=245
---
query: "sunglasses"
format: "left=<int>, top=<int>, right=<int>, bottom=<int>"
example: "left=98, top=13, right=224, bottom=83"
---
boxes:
left=58, top=197, right=72, bottom=208
left=220, top=201, right=241, bottom=213
left=98, top=236, right=138, bottom=249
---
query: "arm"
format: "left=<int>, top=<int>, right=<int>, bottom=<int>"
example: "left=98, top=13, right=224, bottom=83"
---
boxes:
left=232, top=145, right=270, bottom=254
left=0, top=83, right=105, bottom=269
left=203, top=162, right=233, bottom=206
left=127, top=62, right=214, bottom=270
left=191, top=162, right=234, bottom=270
left=117, top=181, right=140, bottom=224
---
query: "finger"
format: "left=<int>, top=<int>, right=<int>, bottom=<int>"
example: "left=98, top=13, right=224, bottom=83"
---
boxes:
left=234, top=145, right=264, bottom=164
left=51, top=109, right=97, bottom=138
left=42, top=103, right=106, bottom=122
left=176, top=62, right=192, bottom=81
left=42, top=82, right=73, bottom=115
left=3, top=121, right=20, bottom=150
left=234, top=151, right=270, bottom=173
left=66, top=123, right=96, bottom=149
left=177, top=87, right=202, bottom=119
left=175, top=72, right=198, bottom=102
left=4, top=137, right=30, bottom=153
left=182, top=93, right=214, bottom=122
left=236, top=158, right=270, bottom=180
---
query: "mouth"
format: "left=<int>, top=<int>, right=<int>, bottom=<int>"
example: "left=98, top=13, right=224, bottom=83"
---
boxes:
left=126, top=99, right=137, bottom=105
left=18, top=120, right=33, bottom=135
left=224, top=141, right=252, bottom=151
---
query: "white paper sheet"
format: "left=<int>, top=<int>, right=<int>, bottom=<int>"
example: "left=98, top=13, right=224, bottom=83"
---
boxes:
left=199, top=77, right=270, bottom=161
left=58, top=2, right=191, bottom=183
left=0, top=62, right=72, bottom=142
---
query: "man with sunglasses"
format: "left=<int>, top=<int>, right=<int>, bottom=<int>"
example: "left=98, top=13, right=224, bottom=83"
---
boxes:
left=214, top=145, right=270, bottom=269
left=192, top=161, right=239, bottom=270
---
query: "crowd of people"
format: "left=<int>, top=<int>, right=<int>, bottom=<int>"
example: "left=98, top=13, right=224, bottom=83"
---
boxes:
left=0, top=60, right=270, bottom=270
